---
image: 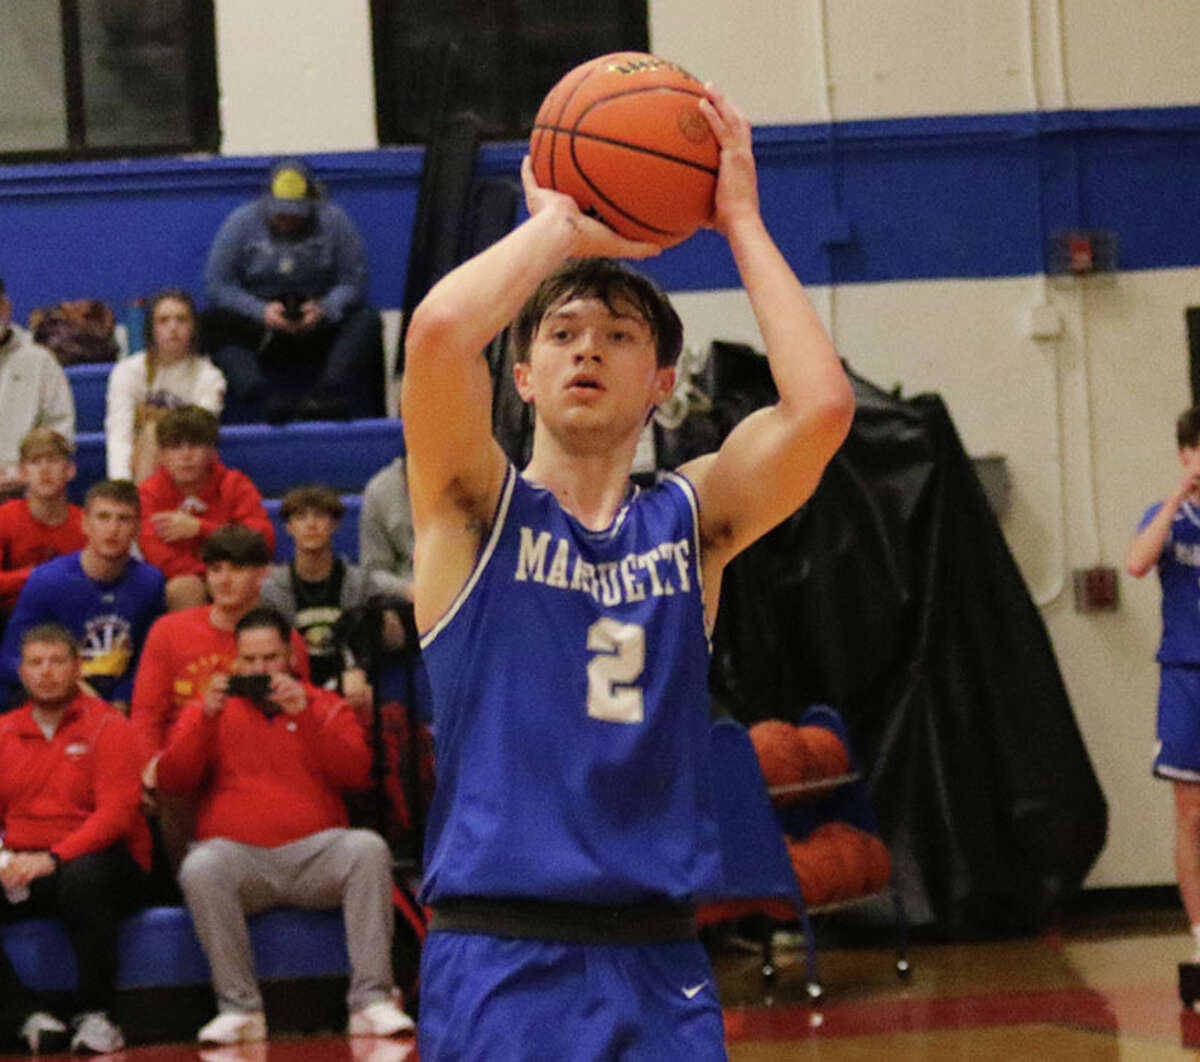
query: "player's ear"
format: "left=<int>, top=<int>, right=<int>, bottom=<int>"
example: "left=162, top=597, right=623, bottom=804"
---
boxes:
left=651, top=365, right=676, bottom=406
left=513, top=359, right=535, bottom=404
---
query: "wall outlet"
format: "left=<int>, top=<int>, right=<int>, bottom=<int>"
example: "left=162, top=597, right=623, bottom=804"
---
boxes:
left=1072, top=566, right=1119, bottom=612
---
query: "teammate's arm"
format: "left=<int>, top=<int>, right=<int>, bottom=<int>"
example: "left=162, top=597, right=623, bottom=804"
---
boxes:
left=680, top=87, right=855, bottom=572
left=1127, top=467, right=1200, bottom=576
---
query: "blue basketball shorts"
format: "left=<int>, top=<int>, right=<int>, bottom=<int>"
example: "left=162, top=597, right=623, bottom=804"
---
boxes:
left=1155, top=665, right=1200, bottom=781
left=417, top=930, right=728, bottom=1061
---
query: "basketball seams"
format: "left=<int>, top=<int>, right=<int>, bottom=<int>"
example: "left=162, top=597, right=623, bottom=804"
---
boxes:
left=534, top=127, right=719, bottom=177
left=542, top=61, right=603, bottom=193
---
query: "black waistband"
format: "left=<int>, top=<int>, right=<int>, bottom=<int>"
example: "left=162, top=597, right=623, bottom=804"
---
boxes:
left=429, top=895, right=698, bottom=944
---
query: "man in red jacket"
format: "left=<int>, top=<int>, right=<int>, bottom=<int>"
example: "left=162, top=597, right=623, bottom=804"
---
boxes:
left=157, top=606, right=412, bottom=1046
left=0, top=624, right=149, bottom=1054
left=0, top=428, right=85, bottom=616
left=137, top=405, right=274, bottom=612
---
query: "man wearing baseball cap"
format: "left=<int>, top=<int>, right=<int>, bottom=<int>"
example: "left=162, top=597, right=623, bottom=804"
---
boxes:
left=201, top=159, right=385, bottom=425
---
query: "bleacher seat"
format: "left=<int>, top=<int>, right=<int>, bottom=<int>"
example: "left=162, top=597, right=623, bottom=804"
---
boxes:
left=71, top=418, right=404, bottom=500
left=65, top=363, right=111, bottom=434
left=0, top=905, right=348, bottom=992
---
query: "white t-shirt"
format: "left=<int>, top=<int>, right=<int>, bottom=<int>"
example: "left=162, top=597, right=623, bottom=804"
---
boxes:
left=104, top=350, right=227, bottom=479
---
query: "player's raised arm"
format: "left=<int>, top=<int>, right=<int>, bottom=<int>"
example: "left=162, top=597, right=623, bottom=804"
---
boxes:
left=681, top=87, right=855, bottom=575
left=400, top=159, right=660, bottom=627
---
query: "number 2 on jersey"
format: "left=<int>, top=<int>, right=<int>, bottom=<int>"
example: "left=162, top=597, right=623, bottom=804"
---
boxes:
left=586, top=617, right=645, bottom=724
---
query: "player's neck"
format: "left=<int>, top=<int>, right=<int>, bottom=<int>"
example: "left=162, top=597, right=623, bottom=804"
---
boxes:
left=524, top=440, right=638, bottom=532
left=80, top=546, right=127, bottom=583
left=26, top=493, right=69, bottom=525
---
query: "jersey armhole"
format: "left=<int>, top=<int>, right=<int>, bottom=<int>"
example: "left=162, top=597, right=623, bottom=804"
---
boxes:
left=418, top=463, right=517, bottom=651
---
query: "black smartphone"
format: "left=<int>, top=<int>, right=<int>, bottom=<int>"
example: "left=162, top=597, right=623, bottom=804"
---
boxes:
left=227, top=673, right=272, bottom=699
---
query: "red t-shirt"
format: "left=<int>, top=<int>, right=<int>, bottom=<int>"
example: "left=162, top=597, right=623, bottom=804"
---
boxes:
left=138, top=460, right=275, bottom=579
left=0, top=693, right=151, bottom=868
left=129, top=604, right=310, bottom=763
left=156, top=683, right=370, bottom=847
left=0, top=498, right=86, bottom=610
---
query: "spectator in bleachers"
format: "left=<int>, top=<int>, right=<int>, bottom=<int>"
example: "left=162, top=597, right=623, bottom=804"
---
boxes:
left=157, top=606, right=413, bottom=1046
left=0, top=429, right=85, bottom=618
left=132, top=525, right=309, bottom=872
left=105, top=289, right=226, bottom=483
left=0, top=624, right=149, bottom=1055
left=359, top=455, right=414, bottom=600
left=202, top=158, right=385, bottom=425
left=0, top=277, right=75, bottom=499
left=0, top=480, right=164, bottom=714
left=138, top=405, right=274, bottom=611
left=260, top=484, right=404, bottom=693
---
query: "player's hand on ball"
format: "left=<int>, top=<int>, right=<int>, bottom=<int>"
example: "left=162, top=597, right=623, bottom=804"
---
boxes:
left=520, top=157, right=660, bottom=260
left=699, top=86, right=761, bottom=236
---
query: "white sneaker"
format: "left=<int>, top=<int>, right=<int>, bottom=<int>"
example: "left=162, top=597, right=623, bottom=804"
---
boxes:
left=20, top=1011, right=68, bottom=1054
left=196, top=1010, right=268, bottom=1045
left=347, top=996, right=415, bottom=1037
left=69, top=1011, right=125, bottom=1055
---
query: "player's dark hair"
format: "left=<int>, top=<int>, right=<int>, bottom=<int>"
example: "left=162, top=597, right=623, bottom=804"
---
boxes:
left=1178, top=406, right=1200, bottom=449
left=280, top=484, right=345, bottom=522
left=20, top=623, right=79, bottom=658
left=201, top=524, right=271, bottom=568
left=234, top=605, right=291, bottom=645
left=84, top=478, right=140, bottom=515
left=511, top=258, right=683, bottom=368
left=156, top=405, right=219, bottom=448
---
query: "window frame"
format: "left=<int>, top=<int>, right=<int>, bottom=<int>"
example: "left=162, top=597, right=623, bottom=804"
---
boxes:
left=0, top=0, right=219, bottom=164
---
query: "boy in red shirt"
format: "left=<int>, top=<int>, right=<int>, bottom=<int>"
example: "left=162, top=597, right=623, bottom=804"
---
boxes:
left=0, top=624, right=149, bottom=1054
left=130, top=525, right=308, bottom=872
left=138, top=405, right=274, bottom=611
left=157, top=607, right=412, bottom=1046
left=0, top=428, right=85, bottom=614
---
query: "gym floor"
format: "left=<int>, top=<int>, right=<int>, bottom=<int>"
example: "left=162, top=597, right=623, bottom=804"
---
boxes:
left=0, top=896, right=1194, bottom=1061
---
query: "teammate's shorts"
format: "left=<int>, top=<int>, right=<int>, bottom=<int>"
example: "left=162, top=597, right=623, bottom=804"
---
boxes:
left=417, top=930, right=728, bottom=1061
left=1154, top=665, right=1200, bottom=781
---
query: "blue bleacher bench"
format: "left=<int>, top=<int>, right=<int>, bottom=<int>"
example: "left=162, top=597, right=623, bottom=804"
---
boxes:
left=71, top=418, right=405, bottom=499
left=0, top=905, right=348, bottom=991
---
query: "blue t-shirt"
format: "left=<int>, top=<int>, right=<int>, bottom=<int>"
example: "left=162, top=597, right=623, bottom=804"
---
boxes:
left=418, top=466, right=721, bottom=906
left=0, top=552, right=166, bottom=707
left=1140, top=501, right=1200, bottom=664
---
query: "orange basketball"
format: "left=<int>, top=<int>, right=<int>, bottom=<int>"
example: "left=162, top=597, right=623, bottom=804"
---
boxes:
left=749, top=719, right=812, bottom=796
left=797, top=725, right=850, bottom=780
left=530, top=52, right=719, bottom=248
left=787, top=835, right=841, bottom=908
left=862, top=833, right=893, bottom=894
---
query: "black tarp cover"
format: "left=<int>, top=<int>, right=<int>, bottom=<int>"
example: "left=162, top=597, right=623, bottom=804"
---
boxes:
left=660, top=345, right=1108, bottom=936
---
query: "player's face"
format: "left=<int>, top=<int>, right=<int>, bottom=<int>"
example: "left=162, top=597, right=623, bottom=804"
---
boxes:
left=19, top=639, right=80, bottom=707
left=160, top=442, right=214, bottom=490
left=205, top=560, right=265, bottom=610
left=21, top=453, right=75, bottom=499
left=151, top=297, right=194, bottom=361
left=234, top=626, right=291, bottom=675
left=82, top=498, right=139, bottom=559
left=517, top=296, right=674, bottom=438
left=286, top=508, right=336, bottom=552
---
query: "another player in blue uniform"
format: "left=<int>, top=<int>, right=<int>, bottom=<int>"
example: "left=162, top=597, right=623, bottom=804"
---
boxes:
left=402, top=86, right=854, bottom=1060
left=1129, top=404, right=1200, bottom=965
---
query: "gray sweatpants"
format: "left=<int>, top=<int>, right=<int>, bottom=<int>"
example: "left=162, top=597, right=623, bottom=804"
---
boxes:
left=179, top=828, right=395, bottom=1014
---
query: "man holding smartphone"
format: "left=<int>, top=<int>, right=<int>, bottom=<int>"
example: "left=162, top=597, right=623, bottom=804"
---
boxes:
left=156, top=606, right=413, bottom=1046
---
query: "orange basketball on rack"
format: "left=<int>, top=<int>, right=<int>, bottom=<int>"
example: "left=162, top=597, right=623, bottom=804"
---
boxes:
left=749, top=719, right=811, bottom=794
left=787, top=835, right=840, bottom=908
left=797, top=725, right=850, bottom=780
left=529, top=52, right=720, bottom=248
left=862, top=833, right=892, bottom=894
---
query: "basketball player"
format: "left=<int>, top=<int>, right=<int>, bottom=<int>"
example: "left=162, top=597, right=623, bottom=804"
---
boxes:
left=401, top=86, right=854, bottom=1059
left=1128, top=404, right=1200, bottom=970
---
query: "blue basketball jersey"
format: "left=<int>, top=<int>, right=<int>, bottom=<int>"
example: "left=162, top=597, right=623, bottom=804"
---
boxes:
left=418, top=465, right=721, bottom=906
left=1141, top=501, right=1200, bottom=664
